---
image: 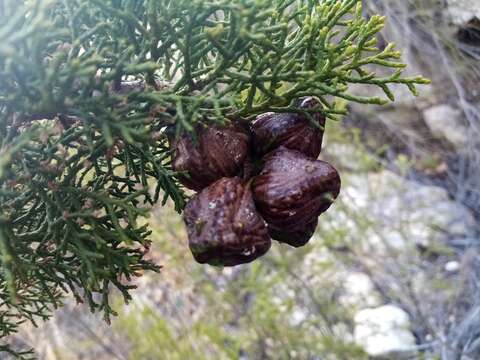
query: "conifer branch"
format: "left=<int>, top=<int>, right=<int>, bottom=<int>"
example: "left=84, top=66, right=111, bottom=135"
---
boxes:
left=0, top=0, right=429, bottom=355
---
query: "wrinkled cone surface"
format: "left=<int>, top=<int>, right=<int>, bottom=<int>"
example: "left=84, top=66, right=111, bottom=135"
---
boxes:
left=252, top=147, right=341, bottom=247
left=251, top=97, right=325, bottom=158
left=170, top=122, right=250, bottom=191
left=184, top=177, right=271, bottom=266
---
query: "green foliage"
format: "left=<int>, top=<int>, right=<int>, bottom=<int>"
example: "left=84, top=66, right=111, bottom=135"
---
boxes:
left=0, top=0, right=429, bottom=356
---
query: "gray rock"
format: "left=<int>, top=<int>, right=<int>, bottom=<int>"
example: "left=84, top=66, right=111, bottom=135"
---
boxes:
left=446, top=0, right=480, bottom=25
left=445, top=260, right=461, bottom=272
left=423, top=104, right=467, bottom=148
left=339, top=272, right=382, bottom=309
left=354, top=305, right=416, bottom=357
left=322, top=170, right=475, bottom=252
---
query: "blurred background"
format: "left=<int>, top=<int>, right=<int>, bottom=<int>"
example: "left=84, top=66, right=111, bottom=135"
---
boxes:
left=8, top=0, right=480, bottom=359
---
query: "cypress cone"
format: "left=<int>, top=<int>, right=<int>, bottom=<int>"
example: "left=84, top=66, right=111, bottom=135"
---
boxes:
left=184, top=177, right=271, bottom=266
left=251, top=97, right=325, bottom=158
left=252, top=147, right=341, bottom=247
left=170, top=122, right=250, bottom=191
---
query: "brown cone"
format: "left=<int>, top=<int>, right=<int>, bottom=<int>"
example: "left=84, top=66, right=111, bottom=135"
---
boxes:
left=184, top=177, right=271, bottom=266
left=170, top=122, right=250, bottom=191
left=251, top=97, right=325, bottom=158
left=252, top=147, right=340, bottom=247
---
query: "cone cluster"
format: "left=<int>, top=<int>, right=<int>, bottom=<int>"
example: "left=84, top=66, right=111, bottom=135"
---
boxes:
left=170, top=98, right=341, bottom=266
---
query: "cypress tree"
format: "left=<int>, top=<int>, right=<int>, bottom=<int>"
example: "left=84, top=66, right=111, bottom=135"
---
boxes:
left=0, top=0, right=429, bottom=357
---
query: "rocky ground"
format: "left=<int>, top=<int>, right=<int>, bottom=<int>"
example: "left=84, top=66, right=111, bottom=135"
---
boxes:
left=7, top=1, right=480, bottom=359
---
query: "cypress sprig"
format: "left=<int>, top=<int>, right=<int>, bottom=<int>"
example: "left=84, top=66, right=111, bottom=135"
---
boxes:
left=0, top=0, right=429, bottom=355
